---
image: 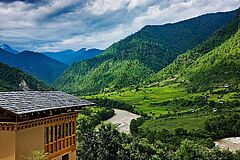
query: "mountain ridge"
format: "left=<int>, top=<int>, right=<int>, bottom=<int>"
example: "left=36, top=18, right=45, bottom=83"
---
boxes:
left=0, top=62, right=52, bottom=91
left=42, top=48, right=103, bottom=65
left=148, top=8, right=240, bottom=89
left=0, top=49, right=68, bottom=84
left=54, top=9, right=238, bottom=95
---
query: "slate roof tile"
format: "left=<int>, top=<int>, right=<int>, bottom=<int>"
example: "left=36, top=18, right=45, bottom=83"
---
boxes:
left=0, top=91, right=94, bottom=115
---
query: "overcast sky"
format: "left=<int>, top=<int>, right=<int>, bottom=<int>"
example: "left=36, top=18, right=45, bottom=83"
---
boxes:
left=0, top=0, right=239, bottom=52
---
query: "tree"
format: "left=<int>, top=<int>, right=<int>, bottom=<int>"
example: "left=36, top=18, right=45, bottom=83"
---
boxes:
left=22, top=151, right=46, bottom=160
left=173, top=139, right=208, bottom=160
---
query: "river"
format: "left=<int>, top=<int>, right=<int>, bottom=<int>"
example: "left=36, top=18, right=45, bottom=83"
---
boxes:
left=106, top=109, right=141, bottom=134
left=215, top=137, right=240, bottom=151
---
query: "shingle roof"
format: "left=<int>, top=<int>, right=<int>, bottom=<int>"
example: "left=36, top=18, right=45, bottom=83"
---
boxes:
left=0, top=91, right=94, bottom=115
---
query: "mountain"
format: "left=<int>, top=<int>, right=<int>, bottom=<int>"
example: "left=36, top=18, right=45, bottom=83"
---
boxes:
left=0, top=62, right=52, bottom=91
left=0, top=44, right=19, bottom=54
left=54, top=9, right=238, bottom=95
left=43, top=48, right=103, bottom=65
left=148, top=8, right=240, bottom=91
left=186, top=28, right=240, bottom=91
left=0, top=49, right=68, bottom=84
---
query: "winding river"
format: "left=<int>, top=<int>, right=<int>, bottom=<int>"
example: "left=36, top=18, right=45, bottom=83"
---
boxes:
left=215, top=137, right=240, bottom=151
left=106, top=109, right=141, bottom=134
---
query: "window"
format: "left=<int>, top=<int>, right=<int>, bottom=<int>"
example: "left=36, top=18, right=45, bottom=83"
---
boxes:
left=45, top=127, right=49, bottom=144
left=62, top=154, right=69, bottom=160
left=55, top=125, right=58, bottom=141
left=58, top=125, right=61, bottom=139
left=72, top=121, right=75, bottom=134
left=62, top=124, right=65, bottom=138
left=65, top=123, right=68, bottom=137
left=69, top=122, right=71, bottom=136
left=44, top=120, right=76, bottom=155
left=50, top=126, right=53, bottom=142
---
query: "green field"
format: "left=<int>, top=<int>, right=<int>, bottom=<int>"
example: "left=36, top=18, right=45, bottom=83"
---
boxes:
left=84, top=83, right=238, bottom=117
left=140, top=114, right=209, bottom=132
left=83, top=83, right=239, bottom=134
left=85, top=83, right=203, bottom=116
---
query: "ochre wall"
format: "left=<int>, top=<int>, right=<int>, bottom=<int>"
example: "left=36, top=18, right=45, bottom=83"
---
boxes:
left=15, top=125, right=44, bottom=160
left=0, top=131, right=15, bottom=160
left=69, top=150, right=76, bottom=160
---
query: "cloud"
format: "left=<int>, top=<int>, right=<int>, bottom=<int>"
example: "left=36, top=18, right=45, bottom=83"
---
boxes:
left=0, top=0, right=239, bottom=52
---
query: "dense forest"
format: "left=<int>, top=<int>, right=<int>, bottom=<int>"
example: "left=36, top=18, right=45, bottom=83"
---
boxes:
left=0, top=62, right=52, bottom=91
left=54, top=9, right=237, bottom=95
left=76, top=104, right=240, bottom=160
left=149, top=8, right=240, bottom=92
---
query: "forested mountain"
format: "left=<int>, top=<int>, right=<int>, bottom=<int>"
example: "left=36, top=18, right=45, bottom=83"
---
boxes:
left=42, top=48, right=103, bottom=65
left=186, top=28, right=240, bottom=91
left=148, top=9, right=240, bottom=91
left=0, top=62, right=52, bottom=91
left=0, top=49, right=68, bottom=84
left=54, top=9, right=237, bottom=95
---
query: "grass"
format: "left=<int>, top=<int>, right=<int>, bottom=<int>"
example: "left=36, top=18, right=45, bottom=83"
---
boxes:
left=84, top=83, right=202, bottom=117
left=208, top=91, right=238, bottom=102
left=84, top=83, right=239, bottom=117
left=82, top=83, right=239, bottom=134
left=140, top=114, right=209, bottom=132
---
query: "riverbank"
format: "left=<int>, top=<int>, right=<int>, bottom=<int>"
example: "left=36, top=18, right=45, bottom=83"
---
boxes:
left=106, top=109, right=141, bottom=134
left=215, top=137, right=240, bottom=152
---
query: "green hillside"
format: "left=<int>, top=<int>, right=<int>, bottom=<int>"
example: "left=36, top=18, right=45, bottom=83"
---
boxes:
left=149, top=10, right=240, bottom=91
left=87, top=29, right=240, bottom=143
left=84, top=9, right=240, bottom=134
left=0, top=63, right=52, bottom=91
left=54, top=10, right=236, bottom=95
left=186, top=29, right=240, bottom=91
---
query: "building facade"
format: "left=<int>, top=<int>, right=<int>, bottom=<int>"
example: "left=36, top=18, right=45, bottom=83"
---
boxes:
left=0, top=91, right=94, bottom=160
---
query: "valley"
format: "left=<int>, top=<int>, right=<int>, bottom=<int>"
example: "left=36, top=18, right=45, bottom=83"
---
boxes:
left=0, top=4, right=239, bottom=160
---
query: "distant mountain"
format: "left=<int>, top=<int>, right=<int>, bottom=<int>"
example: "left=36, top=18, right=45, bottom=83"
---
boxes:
left=43, top=48, right=103, bottom=65
left=0, top=49, right=68, bottom=84
left=0, top=44, right=19, bottom=54
left=148, top=9, right=240, bottom=91
left=0, top=62, right=52, bottom=91
left=54, top=9, right=237, bottom=95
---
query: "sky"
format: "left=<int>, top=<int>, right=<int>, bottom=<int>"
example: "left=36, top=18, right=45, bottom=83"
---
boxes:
left=0, top=0, right=239, bottom=52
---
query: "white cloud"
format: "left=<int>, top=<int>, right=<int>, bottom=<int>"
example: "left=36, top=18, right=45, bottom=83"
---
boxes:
left=127, top=0, right=154, bottom=10
left=0, top=0, right=239, bottom=52
left=85, top=0, right=127, bottom=15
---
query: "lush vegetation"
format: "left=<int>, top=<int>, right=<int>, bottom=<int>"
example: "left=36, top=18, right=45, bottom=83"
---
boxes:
left=186, top=28, right=240, bottom=91
left=85, top=83, right=204, bottom=117
left=76, top=109, right=240, bottom=160
left=149, top=8, right=240, bottom=92
left=0, top=49, right=68, bottom=84
left=77, top=107, right=114, bottom=128
left=73, top=9, right=240, bottom=160
left=0, top=62, right=52, bottom=91
left=54, top=9, right=236, bottom=95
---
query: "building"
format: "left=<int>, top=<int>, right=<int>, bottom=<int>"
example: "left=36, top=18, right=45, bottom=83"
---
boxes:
left=0, top=91, right=94, bottom=160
